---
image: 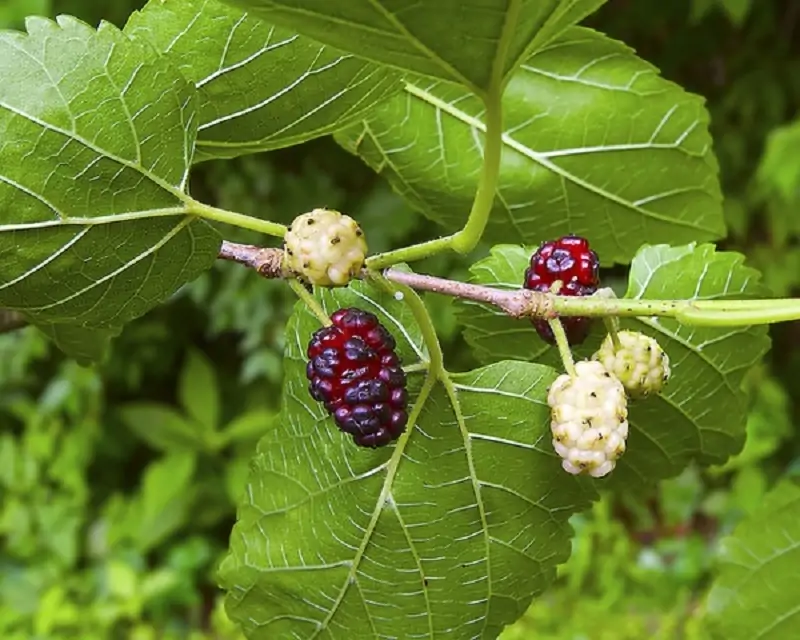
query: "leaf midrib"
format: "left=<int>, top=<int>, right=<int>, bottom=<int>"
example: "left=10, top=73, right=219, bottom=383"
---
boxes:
left=308, top=369, right=438, bottom=638
left=440, top=369, right=493, bottom=637
left=251, top=0, right=481, bottom=93
left=364, top=0, right=481, bottom=95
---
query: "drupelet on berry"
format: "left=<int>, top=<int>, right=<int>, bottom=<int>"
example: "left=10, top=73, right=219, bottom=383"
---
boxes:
left=283, top=208, right=367, bottom=286
left=306, top=308, right=408, bottom=448
left=594, top=330, right=671, bottom=399
left=548, top=360, right=629, bottom=478
left=523, top=235, right=600, bottom=346
left=526, top=234, right=599, bottom=289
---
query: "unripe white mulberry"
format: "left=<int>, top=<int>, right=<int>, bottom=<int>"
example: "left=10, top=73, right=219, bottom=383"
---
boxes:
left=283, top=208, right=367, bottom=286
left=548, top=360, right=629, bottom=478
left=594, top=330, right=670, bottom=399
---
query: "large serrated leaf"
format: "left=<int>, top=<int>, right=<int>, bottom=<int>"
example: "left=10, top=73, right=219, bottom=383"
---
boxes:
left=125, top=0, right=403, bottom=160
left=455, top=243, right=771, bottom=488
left=0, top=16, right=220, bottom=361
left=704, top=479, right=800, bottom=640
left=222, top=0, right=607, bottom=92
left=219, top=281, right=598, bottom=638
left=336, top=27, right=724, bottom=262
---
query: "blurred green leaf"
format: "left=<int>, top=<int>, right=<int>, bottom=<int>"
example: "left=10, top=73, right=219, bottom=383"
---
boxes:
left=0, top=0, right=50, bottom=29
left=457, top=243, right=771, bottom=488
left=219, top=409, right=276, bottom=446
left=107, top=559, right=140, bottom=600
left=0, top=434, right=22, bottom=489
left=715, top=0, right=754, bottom=24
left=689, top=0, right=717, bottom=23
left=125, top=0, right=403, bottom=160
left=224, top=456, right=251, bottom=504
left=336, top=27, right=724, bottom=261
left=132, top=453, right=197, bottom=552
left=0, top=16, right=220, bottom=359
left=757, top=118, right=800, bottom=203
left=704, top=479, right=800, bottom=639
left=179, top=349, right=220, bottom=433
left=222, top=0, right=607, bottom=91
left=36, top=501, right=83, bottom=565
left=716, top=371, right=792, bottom=471
left=118, top=404, right=205, bottom=453
left=220, top=282, right=597, bottom=639
left=35, top=323, right=119, bottom=365
left=728, top=465, right=768, bottom=515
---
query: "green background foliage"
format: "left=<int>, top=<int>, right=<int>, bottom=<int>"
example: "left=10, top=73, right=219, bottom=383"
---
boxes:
left=1, top=0, right=799, bottom=638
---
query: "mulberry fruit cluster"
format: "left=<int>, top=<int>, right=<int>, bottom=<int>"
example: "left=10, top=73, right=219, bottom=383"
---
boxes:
left=283, top=208, right=367, bottom=287
left=523, top=235, right=600, bottom=346
left=594, top=330, right=671, bottom=399
left=306, top=308, right=408, bottom=448
left=547, top=360, right=629, bottom=478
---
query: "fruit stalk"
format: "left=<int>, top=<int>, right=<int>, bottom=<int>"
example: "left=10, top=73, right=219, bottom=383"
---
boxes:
left=368, top=272, right=443, bottom=373
left=595, top=289, right=622, bottom=349
left=287, top=279, right=331, bottom=326
left=548, top=318, right=576, bottom=377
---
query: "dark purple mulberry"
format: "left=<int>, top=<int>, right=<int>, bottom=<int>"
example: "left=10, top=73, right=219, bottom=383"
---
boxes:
left=306, top=308, right=408, bottom=448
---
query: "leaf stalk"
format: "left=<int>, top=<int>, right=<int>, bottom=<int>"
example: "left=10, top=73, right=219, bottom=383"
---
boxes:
left=185, top=198, right=287, bottom=238
left=366, top=66, right=506, bottom=268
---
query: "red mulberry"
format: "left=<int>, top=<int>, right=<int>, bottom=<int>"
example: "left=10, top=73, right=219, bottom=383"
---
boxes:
left=306, top=308, right=408, bottom=448
left=524, top=235, right=600, bottom=346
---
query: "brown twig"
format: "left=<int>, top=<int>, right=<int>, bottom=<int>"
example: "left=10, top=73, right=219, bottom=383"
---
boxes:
left=0, top=309, right=27, bottom=334
left=380, top=268, right=554, bottom=319
left=218, top=240, right=284, bottom=278
left=217, top=240, right=554, bottom=319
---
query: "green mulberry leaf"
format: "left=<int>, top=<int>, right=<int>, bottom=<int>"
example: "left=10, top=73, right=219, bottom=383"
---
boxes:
left=336, top=27, right=724, bottom=263
left=704, top=479, right=800, bottom=640
left=36, top=323, right=120, bottom=366
left=456, top=243, right=771, bottom=487
left=125, top=0, right=403, bottom=160
left=221, top=0, right=607, bottom=92
left=0, top=16, right=220, bottom=361
left=219, top=280, right=598, bottom=638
